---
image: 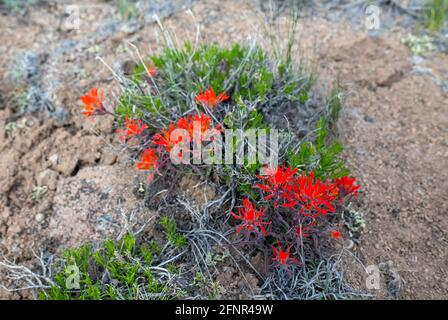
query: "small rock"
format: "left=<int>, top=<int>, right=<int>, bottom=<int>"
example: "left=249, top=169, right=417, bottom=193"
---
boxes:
left=95, top=116, right=115, bottom=134
left=390, top=207, right=401, bottom=218
left=364, top=115, right=375, bottom=123
left=1, top=207, right=11, bottom=220
left=297, top=129, right=308, bottom=138
left=49, top=154, right=59, bottom=165
left=345, top=239, right=354, bottom=249
left=55, top=157, right=79, bottom=176
left=411, top=55, right=424, bottom=65
left=35, top=213, right=45, bottom=223
left=120, top=21, right=139, bottom=35
left=219, top=286, right=227, bottom=295
left=100, top=153, right=117, bottom=165
left=36, top=169, right=59, bottom=190
left=412, top=65, right=434, bottom=76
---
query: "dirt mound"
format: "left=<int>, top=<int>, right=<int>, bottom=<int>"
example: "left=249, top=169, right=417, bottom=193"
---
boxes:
left=49, top=164, right=152, bottom=248
left=328, top=36, right=448, bottom=299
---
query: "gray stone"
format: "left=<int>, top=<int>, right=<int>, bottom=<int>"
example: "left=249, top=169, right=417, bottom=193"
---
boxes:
left=35, top=213, right=45, bottom=223
left=36, top=169, right=59, bottom=190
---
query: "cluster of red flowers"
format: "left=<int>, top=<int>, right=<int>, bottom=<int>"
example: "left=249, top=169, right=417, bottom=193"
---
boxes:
left=256, top=165, right=359, bottom=215
left=136, top=112, right=221, bottom=176
left=151, top=113, right=220, bottom=153
left=272, top=241, right=297, bottom=265
left=230, top=198, right=270, bottom=235
left=136, top=149, right=159, bottom=170
left=281, top=171, right=339, bottom=215
left=195, top=87, right=230, bottom=109
left=333, top=176, right=360, bottom=197
left=80, top=80, right=230, bottom=180
left=80, top=87, right=104, bottom=117
left=80, top=76, right=359, bottom=270
left=145, top=64, right=157, bottom=77
left=148, top=112, right=224, bottom=166
left=230, top=165, right=360, bottom=266
left=117, top=116, right=148, bottom=142
left=255, top=165, right=297, bottom=206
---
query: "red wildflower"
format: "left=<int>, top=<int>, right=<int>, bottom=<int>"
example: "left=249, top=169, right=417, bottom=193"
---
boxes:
left=118, top=116, right=148, bottom=141
left=330, top=230, right=342, bottom=240
left=152, top=113, right=220, bottom=155
left=334, top=176, right=360, bottom=198
left=230, top=198, right=270, bottom=235
left=80, top=87, right=104, bottom=117
left=152, top=124, right=183, bottom=151
left=136, top=149, right=159, bottom=170
left=271, top=242, right=292, bottom=266
left=177, top=113, right=213, bottom=137
left=195, top=87, right=229, bottom=108
left=283, top=171, right=338, bottom=215
left=255, top=165, right=298, bottom=205
left=146, top=64, right=156, bottom=77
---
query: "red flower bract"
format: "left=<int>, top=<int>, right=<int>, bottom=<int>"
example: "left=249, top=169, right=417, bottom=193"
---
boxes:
left=177, top=113, right=213, bottom=137
left=136, top=149, right=158, bottom=170
left=255, top=165, right=298, bottom=206
left=80, top=87, right=104, bottom=117
left=330, top=230, right=342, bottom=240
left=118, top=116, right=148, bottom=141
left=152, top=124, right=181, bottom=152
left=146, top=64, right=157, bottom=77
left=230, top=198, right=270, bottom=235
left=283, top=171, right=338, bottom=215
left=334, top=176, right=360, bottom=198
left=152, top=113, right=221, bottom=152
left=195, top=87, right=229, bottom=108
left=272, top=242, right=292, bottom=266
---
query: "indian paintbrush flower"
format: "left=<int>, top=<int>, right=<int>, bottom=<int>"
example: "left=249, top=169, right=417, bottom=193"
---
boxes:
left=80, top=87, right=104, bottom=117
left=230, top=198, right=270, bottom=235
left=195, top=87, right=230, bottom=108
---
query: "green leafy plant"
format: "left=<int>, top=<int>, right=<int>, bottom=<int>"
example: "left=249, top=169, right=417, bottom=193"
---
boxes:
left=160, top=216, right=187, bottom=249
left=288, top=85, right=350, bottom=180
left=38, top=233, right=173, bottom=300
left=288, top=117, right=350, bottom=180
left=4, top=118, right=27, bottom=137
left=73, top=24, right=361, bottom=300
left=31, top=185, right=48, bottom=201
left=1, top=0, right=38, bottom=14
left=402, top=33, right=436, bottom=56
left=422, top=0, right=448, bottom=31
left=117, top=0, right=138, bottom=21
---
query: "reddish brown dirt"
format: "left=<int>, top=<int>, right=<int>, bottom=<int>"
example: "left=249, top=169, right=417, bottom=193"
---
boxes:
left=0, top=0, right=447, bottom=299
left=332, top=41, right=448, bottom=299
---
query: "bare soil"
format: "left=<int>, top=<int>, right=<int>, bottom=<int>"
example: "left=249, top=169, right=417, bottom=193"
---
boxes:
left=0, top=0, right=447, bottom=299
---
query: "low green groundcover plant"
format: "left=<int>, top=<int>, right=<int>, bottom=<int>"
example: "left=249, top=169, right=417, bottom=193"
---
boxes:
left=422, top=0, right=448, bottom=31
left=40, top=220, right=185, bottom=300
left=1, top=0, right=38, bottom=14
left=40, top=37, right=361, bottom=299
